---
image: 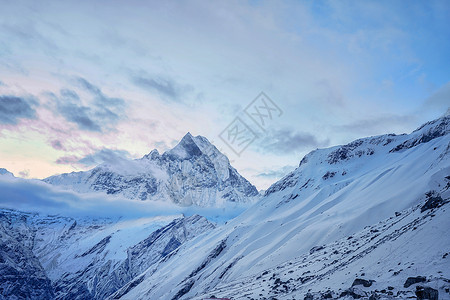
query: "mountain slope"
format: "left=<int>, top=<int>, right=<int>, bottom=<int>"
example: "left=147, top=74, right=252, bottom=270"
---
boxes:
left=109, top=115, right=450, bottom=299
left=0, top=209, right=215, bottom=300
left=44, top=133, right=258, bottom=206
left=0, top=211, right=54, bottom=300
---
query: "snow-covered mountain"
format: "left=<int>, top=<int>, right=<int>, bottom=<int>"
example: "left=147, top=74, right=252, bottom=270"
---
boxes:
left=105, top=115, right=450, bottom=299
left=1, top=115, right=449, bottom=300
left=0, top=209, right=214, bottom=300
left=0, top=168, right=14, bottom=178
left=44, top=133, right=258, bottom=206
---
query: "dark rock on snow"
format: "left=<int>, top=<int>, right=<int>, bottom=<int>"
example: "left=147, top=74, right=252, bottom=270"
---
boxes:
left=415, top=286, right=438, bottom=300
left=404, top=276, right=427, bottom=288
left=352, top=278, right=375, bottom=287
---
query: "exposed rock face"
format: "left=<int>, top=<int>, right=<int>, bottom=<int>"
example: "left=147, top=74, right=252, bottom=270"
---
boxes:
left=404, top=276, right=427, bottom=288
left=421, top=194, right=445, bottom=212
left=339, top=288, right=365, bottom=299
left=0, top=212, right=54, bottom=300
left=390, top=116, right=450, bottom=152
left=415, top=286, right=439, bottom=300
left=352, top=278, right=375, bottom=287
left=44, top=133, right=258, bottom=206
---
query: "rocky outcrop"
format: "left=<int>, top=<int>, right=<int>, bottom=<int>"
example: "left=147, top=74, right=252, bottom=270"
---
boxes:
left=415, top=286, right=438, bottom=300
left=404, top=276, right=427, bottom=288
left=352, top=278, right=375, bottom=287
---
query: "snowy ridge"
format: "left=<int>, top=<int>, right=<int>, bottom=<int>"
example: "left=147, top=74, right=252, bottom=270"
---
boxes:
left=107, top=115, right=450, bottom=299
left=267, top=114, right=450, bottom=196
left=44, top=133, right=258, bottom=206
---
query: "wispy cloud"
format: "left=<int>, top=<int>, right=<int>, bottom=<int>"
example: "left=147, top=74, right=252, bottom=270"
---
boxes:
left=55, top=148, right=132, bottom=168
left=78, top=148, right=132, bottom=167
left=0, top=176, right=251, bottom=221
left=424, top=81, right=450, bottom=112
left=256, top=128, right=330, bottom=155
left=50, top=140, right=65, bottom=150
left=0, top=95, right=38, bottom=125
left=0, top=22, right=60, bottom=55
left=130, top=71, right=192, bottom=101
left=256, top=165, right=296, bottom=179
left=18, top=169, right=29, bottom=178
left=337, top=114, right=417, bottom=136
left=52, top=79, right=126, bottom=132
left=56, top=101, right=103, bottom=132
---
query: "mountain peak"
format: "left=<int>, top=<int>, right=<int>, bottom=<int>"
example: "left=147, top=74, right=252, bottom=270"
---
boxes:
left=165, top=132, right=203, bottom=159
left=179, top=132, right=197, bottom=146
left=183, top=131, right=193, bottom=139
left=143, top=149, right=160, bottom=160
left=143, top=133, right=202, bottom=161
left=0, top=168, right=14, bottom=178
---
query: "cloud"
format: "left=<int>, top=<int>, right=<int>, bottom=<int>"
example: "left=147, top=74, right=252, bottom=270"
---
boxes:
left=0, top=176, right=169, bottom=218
left=55, top=155, right=79, bottom=165
left=78, top=148, right=132, bottom=167
left=18, top=169, right=29, bottom=178
left=76, top=77, right=102, bottom=95
left=0, top=176, right=251, bottom=222
left=314, top=79, right=345, bottom=107
left=50, top=140, right=65, bottom=150
left=424, top=82, right=450, bottom=112
left=131, top=71, right=192, bottom=101
left=0, top=95, right=38, bottom=125
left=55, top=148, right=132, bottom=168
left=54, top=80, right=126, bottom=132
left=256, top=165, right=296, bottom=179
left=257, top=128, right=330, bottom=155
left=338, top=114, right=417, bottom=135
left=60, top=88, right=79, bottom=99
left=0, top=22, right=59, bottom=53
left=57, top=102, right=102, bottom=132
left=0, top=80, right=5, bottom=86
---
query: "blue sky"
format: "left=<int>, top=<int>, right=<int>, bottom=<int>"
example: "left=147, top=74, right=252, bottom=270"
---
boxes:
left=0, top=0, right=449, bottom=189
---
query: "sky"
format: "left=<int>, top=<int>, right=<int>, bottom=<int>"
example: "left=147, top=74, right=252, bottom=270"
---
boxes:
left=0, top=0, right=449, bottom=190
